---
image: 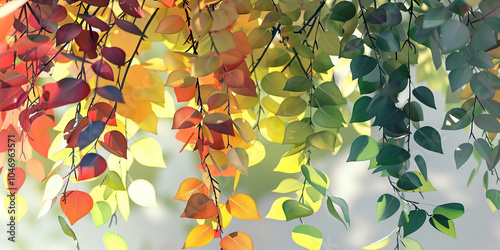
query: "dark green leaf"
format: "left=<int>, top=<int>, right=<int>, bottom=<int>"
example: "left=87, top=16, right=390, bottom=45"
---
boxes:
left=398, top=210, right=409, bottom=227
left=313, top=105, right=345, bottom=128
left=475, top=114, right=500, bottom=133
left=403, top=210, right=427, bottom=237
left=429, top=214, right=456, bottom=238
left=376, top=30, right=401, bottom=52
left=347, top=135, right=379, bottom=162
left=351, top=55, right=378, bottom=80
left=282, top=200, right=314, bottom=221
left=342, top=38, right=364, bottom=54
left=449, top=64, right=472, bottom=92
left=442, top=108, right=471, bottom=130
left=484, top=170, right=489, bottom=191
left=472, top=24, right=497, bottom=51
left=283, top=121, right=314, bottom=144
left=327, top=196, right=347, bottom=229
left=470, top=71, right=500, bottom=99
left=433, top=203, right=464, bottom=220
left=474, top=138, right=495, bottom=170
left=422, top=8, right=452, bottom=28
left=376, top=194, right=400, bottom=222
left=415, top=155, right=428, bottom=181
left=454, top=143, right=473, bottom=169
left=367, top=8, right=387, bottom=24
left=471, top=50, right=494, bottom=69
left=397, top=172, right=423, bottom=190
left=377, top=144, right=410, bottom=165
left=330, top=1, right=356, bottom=22
left=481, top=98, right=500, bottom=118
left=372, top=106, right=406, bottom=127
left=330, top=196, right=350, bottom=225
left=301, top=165, right=328, bottom=196
left=414, top=126, right=443, bottom=154
left=351, top=96, right=374, bottom=123
left=486, top=189, right=500, bottom=212
left=440, top=19, right=470, bottom=53
left=283, top=76, right=313, bottom=92
left=413, top=86, right=436, bottom=109
left=446, top=51, right=467, bottom=70
left=403, top=101, right=424, bottom=122
left=380, top=3, right=402, bottom=26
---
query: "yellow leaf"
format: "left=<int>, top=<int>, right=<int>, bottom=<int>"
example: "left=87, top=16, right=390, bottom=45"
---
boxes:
left=117, top=191, right=130, bottom=222
left=128, top=179, right=157, bottom=207
left=137, top=111, right=158, bottom=134
left=292, top=225, right=323, bottom=250
left=125, top=65, right=151, bottom=89
left=265, top=197, right=294, bottom=220
left=90, top=185, right=118, bottom=214
left=183, top=224, right=214, bottom=249
left=361, top=229, right=397, bottom=249
left=191, top=54, right=221, bottom=77
left=103, top=232, right=128, bottom=250
left=247, top=141, right=265, bottom=167
left=459, top=83, right=473, bottom=99
left=273, top=152, right=307, bottom=173
left=219, top=203, right=233, bottom=228
left=130, top=138, right=166, bottom=168
left=152, top=90, right=175, bottom=118
left=260, top=117, right=285, bottom=143
left=226, top=193, right=261, bottom=220
left=4, top=194, right=27, bottom=222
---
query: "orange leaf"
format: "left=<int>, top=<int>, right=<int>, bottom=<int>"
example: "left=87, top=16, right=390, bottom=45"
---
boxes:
left=28, top=115, right=55, bottom=142
left=220, top=231, right=254, bottom=250
left=26, top=158, right=45, bottom=182
left=60, top=190, right=93, bottom=225
left=172, top=107, right=203, bottom=129
left=226, top=193, right=261, bottom=220
left=181, top=193, right=218, bottom=219
left=28, top=133, right=49, bottom=158
left=182, top=224, right=214, bottom=249
left=174, top=178, right=209, bottom=201
left=156, top=15, right=185, bottom=34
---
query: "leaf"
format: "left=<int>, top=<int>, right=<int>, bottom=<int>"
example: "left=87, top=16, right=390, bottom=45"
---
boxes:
left=226, top=193, right=261, bottom=220
left=360, top=231, right=392, bottom=249
left=99, top=131, right=127, bottom=159
left=26, top=158, right=45, bottom=182
left=191, top=54, right=221, bottom=77
left=4, top=194, right=27, bottom=222
left=486, top=189, right=500, bottom=212
left=402, top=238, right=422, bottom=250
left=220, top=231, right=254, bottom=250
left=455, top=143, right=473, bottom=169
left=282, top=121, right=314, bottom=144
left=60, top=190, right=93, bottom=225
left=91, top=60, right=114, bottom=81
left=347, top=135, right=379, bottom=162
left=376, top=30, right=401, bottom=52
left=174, top=178, right=209, bottom=201
left=412, top=86, right=436, bottom=109
left=77, top=153, right=107, bottom=181
left=326, top=196, right=347, bottom=229
left=103, top=232, right=127, bottom=250
left=43, top=174, right=65, bottom=201
left=3, top=167, right=25, bottom=193
left=414, top=126, right=443, bottom=154
left=227, top=147, right=249, bottom=175
left=449, top=64, right=472, bottom=92
left=376, top=194, right=400, bottom=222
left=58, top=216, right=80, bottom=249
left=273, top=179, right=303, bottom=194
left=414, top=155, right=428, bottom=181
left=233, top=118, right=258, bottom=143
left=266, top=197, right=294, bottom=220
left=96, top=86, right=124, bottom=102
left=130, top=137, right=166, bottom=168
left=91, top=201, right=112, bottom=227
left=397, top=172, right=423, bottom=191
left=313, top=105, right=345, bottom=128
left=306, top=131, right=339, bottom=152
left=475, top=114, right=500, bottom=133
left=182, top=193, right=218, bottom=219
left=433, top=203, right=464, bottom=220
left=119, top=0, right=145, bottom=18
left=440, top=19, right=470, bottom=53
left=403, top=210, right=427, bottom=237
left=183, top=225, right=214, bottom=249
left=56, top=23, right=82, bottom=46
left=429, top=214, right=456, bottom=238
left=203, top=113, right=235, bottom=136
left=376, top=144, right=410, bottom=165
left=423, top=8, right=452, bottom=28
left=330, top=1, right=356, bottom=22
left=313, top=81, right=346, bottom=106
left=282, top=200, right=314, bottom=221
left=275, top=96, right=307, bottom=117
left=42, top=78, right=91, bottom=109
left=106, top=171, right=125, bottom=191
left=128, top=179, right=157, bottom=207
left=283, top=76, right=313, bottom=92
left=301, top=165, right=329, bottom=196
left=292, top=225, right=323, bottom=250
left=474, top=138, right=495, bottom=170
left=172, top=106, right=203, bottom=129
left=351, top=96, right=374, bottom=122
left=351, top=55, right=377, bottom=80
left=470, top=71, right=500, bottom=99
left=317, top=30, right=340, bottom=55
left=156, top=15, right=185, bottom=34
left=115, top=19, right=144, bottom=37
left=78, top=121, right=105, bottom=149
left=442, top=108, right=471, bottom=130
left=101, top=47, right=126, bottom=66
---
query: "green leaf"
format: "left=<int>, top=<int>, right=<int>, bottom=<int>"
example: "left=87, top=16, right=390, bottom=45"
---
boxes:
left=403, top=210, right=427, bottom=237
left=318, top=30, right=340, bottom=55
left=351, top=96, right=374, bottom=123
left=58, top=216, right=80, bottom=250
left=306, top=131, right=339, bottom=152
left=380, top=3, right=402, bottom=26
left=294, top=44, right=315, bottom=59
left=91, top=201, right=112, bottom=227
left=466, top=168, right=477, bottom=190
left=474, top=138, right=494, bottom=170
left=283, top=76, right=313, bottom=92
left=440, top=19, right=470, bottom=53
left=471, top=23, right=497, bottom=51
left=446, top=51, right=467, bottom=70
left=484, top=170, right=489, bottom=192
left=272, top=178, right=304, bottom=193
left=486, top=189, right=500, bottom=212
left=330, top=1, right=356, bottom=22
left=456, top=144, right=477, bottom=171
left=351, top=55, right=378, bottom=80
left=347, top=135, right=379, bottom=162
left=470, top=71, right=500, bottom=99
left=264, top=48, right=291, bottom=67
left=330, top=196, right=350, bottom=225
left=313, top=105, right=345, bottom=128
left=449, top=64, right=472, bottom=92
left=403, top=101, right=424, bottom=122
left=442, top=108, right=471, bottom=130
left=103, top=232, right=128, bottom=250
left=292, top=225, right=323, bottom=250
left=376, top=194, right=400, bottom=222
left=327, top=196, right=347, bottom=229
left=401, top=238, right=423, bottom=250
left=276, top=96, right=307, bottom=117
left=376, top=30, right=401, bottom=52
left=313, top=81, right=346, bottom=106
left=342, top=37, right=364, bottom=54
left=429, top=214, right=456, bottom=238
left=106, top=171, right=126, bottom=191
left=282, top=200, right=314, bottom=221
left=475, top=114, right=500, bottom=133
left=412, top=86, right=436, bottom=109
left=414, top=155, right=428, bottom=181
left=398, top=210, right=409, bottom=227
left=422, top=8, right=452, bottom=28
left=312, top=53, right=334, bottom=73
left=397, top=172, right=423, bottom=190
left=261, top=72, right=290, bottom=97
left=433, top=203, right=464, bottom=220
left=376, top=144, right=410, bottom=165
left=283, top=121, right=314, bottom=144
left=403, top=172, right=436, bottom=192
left=301, top=165, right=329, bottom=196
left=414, top=126, right=443, bottom=154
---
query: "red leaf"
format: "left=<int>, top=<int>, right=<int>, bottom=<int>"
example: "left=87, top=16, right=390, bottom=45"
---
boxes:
left=96, top=86, right=124, bottom=102
left=91, top=60, right=114, bottom=81
left=203, top=113, right=235, bottom=136
left=66, top=118, right=89, bottom=148
left=77, top=153, right=107, bottom=181
left=5, top=167, right=26, bottom=194
left=28, top=132, right=50, bottom=158
left=114, top=19, right=145, bottom=37
left=80, top=0, right=109, bottom=7
left=88, top=102, right=116, bottom=126
left=11, top=34, right=49, bottom=52
left=75, top=30, right=99, bottom=51
left=172, top=107, right=203, bottom=129
left=0, top=86, right=25, bottom=111
left=101, top=47, right=126, bottom=66
left=181, top=193, right=219, bottom=219
left=174, top=84, right=196, bottom=102
left=98, top=130, right=127, bottom=159
left=46, top=5, right=67, bottom=23
left=42, top=78, right=90, bottom=109
left=83, top=16, right=110, bottom=31
left=119, top=0, right=145, bottom=18
left=56, top=23, right=82, bottom=46
left=0, top=50, right=15, bottom=70
left=0, top=69, right=28, bottom=88
left=60, top=190, right=93, bottom=225
left=224, top=69, right=246, bottom=88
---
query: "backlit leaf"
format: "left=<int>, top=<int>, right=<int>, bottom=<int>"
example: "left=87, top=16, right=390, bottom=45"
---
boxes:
left=291, top=225, right=322, bottom=250
left=433, top=203, right=464, bottom=220
left=347, top=135, right=379, bottom=162
left=128, top=179, right=157, bottom=207
left=376, top=194, right=400, bottom=222
left=60, top=190, right=93, bottom=225
left=227, top=147, right=249, bottom=175
left=91, top=201, right=112, bottom=227
left=429, top=214, right=456, bottom=238
left=181, top=193, right=218, bottom=219
left=130, top=138, right=166, bottom=168
left=486, top=189, right=500, bottom=212
left=174, top=178, right=209, bottom=201
left=183, top=225, right=213, bottom=249
left=103, top=232, right=127, bottom=250
left=220, top=231, right=254, bottom=250
left=226, top=193, right=261, bottom=220
left=301, top=165, right=328, bottom=196
left=77, top=153, right=107, bottom=181
left=156, top=15, right=185, bottom=34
